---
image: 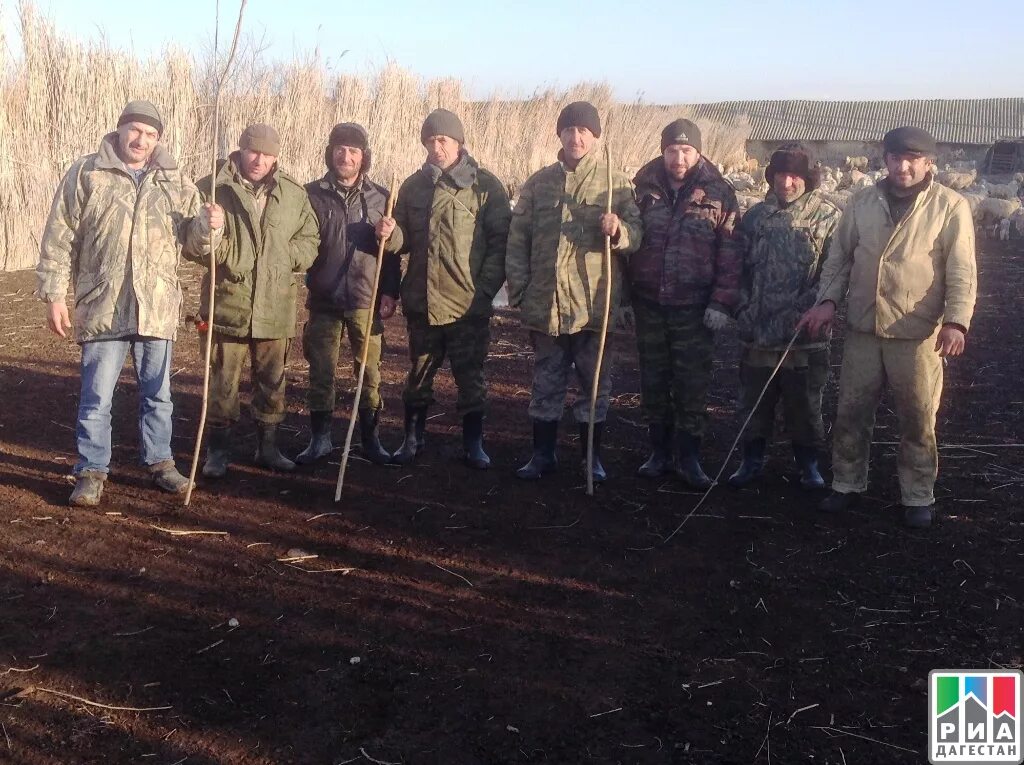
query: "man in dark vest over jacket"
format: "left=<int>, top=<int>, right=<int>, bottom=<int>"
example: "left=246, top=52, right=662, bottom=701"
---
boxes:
left=297, top=123, right=400, bottom=465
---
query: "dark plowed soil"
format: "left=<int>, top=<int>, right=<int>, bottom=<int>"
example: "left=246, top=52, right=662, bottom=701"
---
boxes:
left=1, top=239, right=1021, bottom=765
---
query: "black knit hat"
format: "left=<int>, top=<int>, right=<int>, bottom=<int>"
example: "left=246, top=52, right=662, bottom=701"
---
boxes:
left=117, top=100, right=163, bottom=136
left=556, top=101, right=601, bottom=138
left=421, top=109, right=465, bottom=144
left=766, top=142, right=820, bottom=191
left=325, top=122, right=372, bottom=173
left=660, top=118, right=701, bottom=153
left=882, top=126, right=937, bottom=157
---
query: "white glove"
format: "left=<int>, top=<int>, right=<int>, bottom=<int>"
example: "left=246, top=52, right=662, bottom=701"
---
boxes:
left=703, top=307, right=730, bottom=331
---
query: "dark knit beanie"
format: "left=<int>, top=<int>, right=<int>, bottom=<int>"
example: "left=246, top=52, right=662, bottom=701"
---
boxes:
left=660, top=118, right=701, bottom=153
left=420, top=109, right=465, bottom=144
left=117, top=100, right=163, bottom=135
left=765, top=142, right=820, bottom=191
left=882, top=126, right=937, bottom=157
left=238, top=123, right=281, bottom=156
left=556, top=101, right=602, bottom=138
left=325, top=122, right=372, bottom=173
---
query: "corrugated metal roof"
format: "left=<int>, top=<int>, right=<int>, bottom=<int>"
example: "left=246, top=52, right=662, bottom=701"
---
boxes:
left=686, top=99, right=1024, bottom=145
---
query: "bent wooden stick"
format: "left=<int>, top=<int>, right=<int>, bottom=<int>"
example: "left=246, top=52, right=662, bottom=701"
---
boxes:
left=586, top=142, right=614, bottom=496
left=184, top=0, right=248, bottom=507
left=335, top=173, right=398, bottom=502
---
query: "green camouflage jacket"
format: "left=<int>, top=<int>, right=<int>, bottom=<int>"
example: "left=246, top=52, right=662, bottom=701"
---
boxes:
left=505, top=150, right=642, bottom=336
left=736, top=189, right=842, bottom=349
left=184, top=154, right=320, bottom=339
left=387, top=152, right=510, bottom=326
left=37, top=134, right=203, bottom=342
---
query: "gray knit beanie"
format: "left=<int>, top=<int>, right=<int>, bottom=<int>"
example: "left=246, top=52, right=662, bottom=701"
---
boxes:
left=117, top=100, right=163, bottom=135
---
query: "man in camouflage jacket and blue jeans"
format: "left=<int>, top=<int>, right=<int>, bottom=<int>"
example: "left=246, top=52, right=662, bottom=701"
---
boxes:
left=629, top=119, right=741, bottom=488
left=729, top=143, right=841, bottom=490
left=37, top=100, right=206, bottom=507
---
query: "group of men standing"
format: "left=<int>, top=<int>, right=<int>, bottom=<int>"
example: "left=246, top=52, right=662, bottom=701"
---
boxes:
left=37, top=98, right=976, bottom=529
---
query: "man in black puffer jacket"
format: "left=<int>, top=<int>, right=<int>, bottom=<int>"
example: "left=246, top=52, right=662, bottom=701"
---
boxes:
left=297, top=123, right=400, bottom=465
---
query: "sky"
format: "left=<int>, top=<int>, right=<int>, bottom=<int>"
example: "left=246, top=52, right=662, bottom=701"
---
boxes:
left=5, top=0, right=1021, bottom=102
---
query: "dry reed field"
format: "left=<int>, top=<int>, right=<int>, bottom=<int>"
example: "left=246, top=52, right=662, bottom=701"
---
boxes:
left=0, top=2, right=749, bottom=271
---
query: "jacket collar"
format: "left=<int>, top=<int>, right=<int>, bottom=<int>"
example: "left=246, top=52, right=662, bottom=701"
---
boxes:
left=94, top=132, right=177, bottom=174
left=557, top=149, right=597, bottom=176
left=633, top=155, right=720, bottom=198
left=421, top=150, right=478, bottom=189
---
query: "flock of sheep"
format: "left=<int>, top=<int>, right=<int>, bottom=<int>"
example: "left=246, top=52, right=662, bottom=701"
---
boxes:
left=722, top=156, right=1024, bottom=240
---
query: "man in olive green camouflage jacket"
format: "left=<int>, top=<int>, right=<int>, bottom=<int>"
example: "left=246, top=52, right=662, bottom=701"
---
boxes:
left=376, top=109, right=510, bottom=470
left=729, top=143, right=841, bottom=491
left=37, top=100, right=206, bottom=507
left=185, top=124, right=320, bottom=479
left=506, top=101, right=642, bottom=484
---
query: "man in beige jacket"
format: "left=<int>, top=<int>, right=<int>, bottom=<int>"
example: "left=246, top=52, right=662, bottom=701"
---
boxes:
left=798, top=127, right=977, bottom=528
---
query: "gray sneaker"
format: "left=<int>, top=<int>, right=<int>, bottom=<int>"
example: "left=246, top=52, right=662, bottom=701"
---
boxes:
left=69, top=471, right=106, bottom=507
left=148, top=460, right=191, bottom=494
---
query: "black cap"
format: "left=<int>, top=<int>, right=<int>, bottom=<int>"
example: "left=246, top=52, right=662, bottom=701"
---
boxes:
left=556, top=101, right=602, bottom=138
left=661, top=118, right=702, bottom=153
left=882, top=126, right=937, bottom=157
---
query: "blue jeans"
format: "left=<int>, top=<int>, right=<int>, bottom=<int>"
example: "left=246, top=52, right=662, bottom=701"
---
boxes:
left=75, top=337, right=175, bottom=475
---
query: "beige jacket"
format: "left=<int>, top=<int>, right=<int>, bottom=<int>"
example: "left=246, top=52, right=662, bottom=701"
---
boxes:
left=817, top=177, right=977, bottom=339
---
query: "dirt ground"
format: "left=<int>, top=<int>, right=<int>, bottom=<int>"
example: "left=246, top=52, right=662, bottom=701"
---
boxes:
left=1, top=239, right=1022, bottom=765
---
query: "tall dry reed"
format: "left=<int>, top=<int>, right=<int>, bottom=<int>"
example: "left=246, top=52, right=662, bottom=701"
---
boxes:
left=0, top=2, right=750, bottom=270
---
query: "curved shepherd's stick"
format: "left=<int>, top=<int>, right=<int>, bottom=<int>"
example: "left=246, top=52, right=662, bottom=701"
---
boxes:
left=586, top=142, right=614, bottom=496
left=335, top=173, right=399, bottom=502
left=184, top=0, right=248, bottom=507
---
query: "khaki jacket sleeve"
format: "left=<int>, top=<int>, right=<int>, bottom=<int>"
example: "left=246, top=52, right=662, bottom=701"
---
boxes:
left=505, top=178, right=534, bottom=308
left=611, top=175, right=642, bottom=255
left=477, top=181, right=512, bottom=299
left=817, top=204, right=858, bottom=306
left=940, top=196, right=978, bottom=331
left=36, top=160, right=86, bottom=303
left=289, top=194, right=321, bottom=272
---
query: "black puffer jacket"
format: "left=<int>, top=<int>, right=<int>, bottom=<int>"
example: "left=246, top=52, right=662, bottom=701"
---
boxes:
left=305, top=172, right=400, bottom=314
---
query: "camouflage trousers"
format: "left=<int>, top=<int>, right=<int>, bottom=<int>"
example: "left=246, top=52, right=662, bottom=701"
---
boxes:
left=403, top=313, right=490, bottom=415
left=738, top=346, right=829, bottom=449
left=206, top=333, right=291, bottom=427
left=528, top=330, right=613, bottom=423
left=633, top=299, right=712, bottom=437
left=831, top=330, right=943, bottom=507
left=302, top=309, right=383, bottom=413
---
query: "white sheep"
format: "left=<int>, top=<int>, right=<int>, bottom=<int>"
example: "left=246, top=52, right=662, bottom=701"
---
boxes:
left=977, top=196, right=1022, bottom=226
left=935, top=169, right=976, bottom=191
left=960, top=192, right=986, bottom=218
left=986, top=181, right=1020, bottom=200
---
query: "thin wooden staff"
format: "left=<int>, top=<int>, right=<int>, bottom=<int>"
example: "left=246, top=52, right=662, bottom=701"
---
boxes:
left=335, top=173, right=399, bottom=502
left=184, top=0, right=248, bottom=507
left=586, top=142, right=614, bottom=496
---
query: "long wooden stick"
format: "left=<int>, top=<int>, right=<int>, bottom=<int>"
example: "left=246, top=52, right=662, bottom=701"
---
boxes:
left=586, top=142, right=614, bottom=496
left=335, top=173, right=398, bottom=502
left=184, top=0, right=248, bottom=506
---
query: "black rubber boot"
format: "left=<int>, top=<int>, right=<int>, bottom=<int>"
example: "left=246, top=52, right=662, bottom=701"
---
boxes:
left=792, top=443, right=825, bottom=490
left=728, top=438, right=766, bottom=488
left=358, top=407, right=392, bottom=465
left=202, top=424, right=233, bottom=478
left=902, top=504, right=936, bottom=528
left=674, top=432, right=713, bottom=490
left=579, top=421, right=607, bottom=483
left=391, top=405, right=427, bottom=465
left=515, top=419, right=559, bottom=479
left=295, top=411, right=332, bottom=465
left=254, top=422, right=296, bottom=472
left=637, top=422, right=672, bottom=478
left=462, top=412, right=490, bottom=470
left=819, top=490, right=860, bottom=513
